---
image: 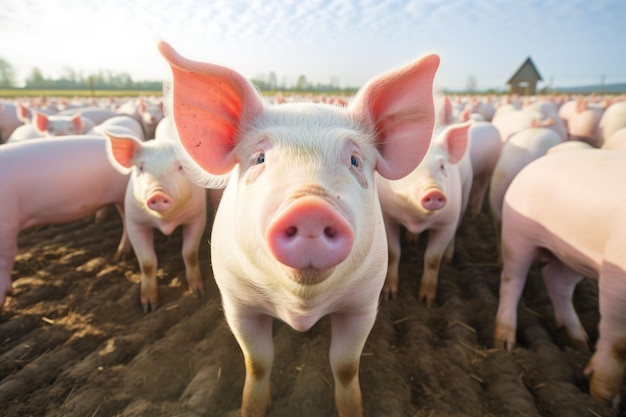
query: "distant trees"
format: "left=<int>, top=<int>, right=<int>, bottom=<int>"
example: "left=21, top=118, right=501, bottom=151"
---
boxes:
left=0, top=57, right=162, bottom=91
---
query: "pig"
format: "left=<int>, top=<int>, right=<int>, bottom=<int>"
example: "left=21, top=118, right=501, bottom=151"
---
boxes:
left=494, top=149, right=626, bottom=409
left=599, top=100, right=626, bottom=145
left=6, top=111, right=96, bottom=143
left=566, top=97, right=608, bottom=147
left=602, top=127, right=626, bottom=151
left=377, top=123, right=472, bottom=304
left=116, top=97, right=164, bottom=140
left=547, top=139, right=594, bottom=154
left=105, top=132, right=207, bottom=312
left=492, top=107, right=567, bottom=143
left=154, top=116, right=178, bottom=140
left=0, top=101, right=24, bottom=144
left=0, top=136, right=130, bottom=309
left=58, top=106, right=119, bottom=125
left=158, top=40, right=439, bottom=417
left=488, top=127, right=562, bottom=227
left=466, top=121, right=502, bottom=217
left=105, top=131, right=207, bottom=313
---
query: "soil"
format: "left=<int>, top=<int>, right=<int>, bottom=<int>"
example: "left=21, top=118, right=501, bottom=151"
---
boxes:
left=1, top=200, right=624, bottom=417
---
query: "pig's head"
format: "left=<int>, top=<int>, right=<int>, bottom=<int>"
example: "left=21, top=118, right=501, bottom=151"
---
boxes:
left=391, top=122, right=471, bottom=213
left=105, top=132, right=195, bottom=217
left=158, top=40, right=439, bottom=286
left=34, top=112, right=84, bottom=136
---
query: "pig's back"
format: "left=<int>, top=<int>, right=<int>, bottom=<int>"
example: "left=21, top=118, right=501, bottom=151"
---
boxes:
left=1, top=136, right=129, bottom=230
left=503, top=149, right=626, bottom=271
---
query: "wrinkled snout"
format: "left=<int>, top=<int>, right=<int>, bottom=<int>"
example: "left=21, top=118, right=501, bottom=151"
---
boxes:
left=266, top=196, right=354, bottom=273
left=147, top=191, right=172, bottom=212
left=420, top=189, right=447, bottom=211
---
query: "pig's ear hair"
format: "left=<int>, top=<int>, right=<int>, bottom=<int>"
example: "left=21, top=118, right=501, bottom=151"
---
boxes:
left=348, top=53, right=440, bottom=180
left=173, top=142, right=231, bottom=189
left=437, top=121, right=471, bottom=164
left=104, top=131, right=143, bottom=175
left=157, top=40, right=265, bottom=176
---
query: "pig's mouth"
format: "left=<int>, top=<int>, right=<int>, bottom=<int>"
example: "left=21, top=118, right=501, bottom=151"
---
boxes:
left=284, top=266, right=335, bottom=286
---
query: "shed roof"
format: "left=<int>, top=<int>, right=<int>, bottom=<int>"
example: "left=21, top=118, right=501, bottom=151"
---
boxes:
left=507, top=57, right=543, bottom=84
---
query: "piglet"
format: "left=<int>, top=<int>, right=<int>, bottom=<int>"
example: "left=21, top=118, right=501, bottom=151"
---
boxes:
left=105, top=132, right=207, bottom=312
left=494, top=149, right=626, bottom=409
left=0, top=136, right=130, bottom=308
left=158, top=40, right=439, bottom=417
left=377, top=122, right=472, bottom=305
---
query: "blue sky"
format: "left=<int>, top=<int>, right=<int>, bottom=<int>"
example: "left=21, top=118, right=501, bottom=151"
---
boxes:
left=1, top=0, right=625, bottom=91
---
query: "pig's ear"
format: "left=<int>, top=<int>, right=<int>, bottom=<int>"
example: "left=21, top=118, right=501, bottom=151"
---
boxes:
left=105, top=132, right=143, bottom=175
left=439, top=122, right=470, bottom=164
left=34, top=111, right=49, bottom=134
left=17, top=103, right=30, bottom=123
left=158, top=40, right=264, bottom=175
left=72, top=114, right=83, bottom=133
left=349, top=53, right=440, bottom=180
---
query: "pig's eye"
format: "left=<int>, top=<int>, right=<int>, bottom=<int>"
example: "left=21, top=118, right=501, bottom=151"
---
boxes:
left=350, top=154, right=360, bottom=168
left=138, top=163, right=145, bottom=172
left=255, top=152, right=265, bottom=165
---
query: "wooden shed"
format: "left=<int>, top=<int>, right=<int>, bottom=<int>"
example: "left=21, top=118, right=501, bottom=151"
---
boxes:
left=507, top=57, right=543, bottom=95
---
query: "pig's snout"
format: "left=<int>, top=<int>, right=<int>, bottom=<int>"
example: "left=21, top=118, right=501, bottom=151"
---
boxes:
left=266, top=196, right=354, bottom=273
left=147, top=191, right=172, bottom=212
left=420, top=189, right=446, bottom=211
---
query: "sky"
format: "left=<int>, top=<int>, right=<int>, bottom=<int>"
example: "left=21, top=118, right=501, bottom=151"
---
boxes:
left=1, top=0, right=625, bottom=91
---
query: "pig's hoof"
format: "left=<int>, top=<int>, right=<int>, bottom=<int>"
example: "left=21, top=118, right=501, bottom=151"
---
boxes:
left=142, top=300, right=157, bottom=313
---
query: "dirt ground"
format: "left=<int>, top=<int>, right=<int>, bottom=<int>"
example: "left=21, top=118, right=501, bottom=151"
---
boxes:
left=1, top=197, right=624, bottom=417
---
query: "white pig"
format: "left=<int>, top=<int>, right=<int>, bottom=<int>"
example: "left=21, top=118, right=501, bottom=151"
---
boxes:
left=466, top=121, right=502, bottom=217
left=376, top=122, right=472, bottom=304
left=158, top=40, right=439, bottom=417
left=105, top=132, right=207, bottom=312
left=0, top=136, right=130, bottom=308
left=89, top=115, right=145, bottom=140
left=494, top=149, right=626, bottom=409
left=7, top=111, right=95, bottom=142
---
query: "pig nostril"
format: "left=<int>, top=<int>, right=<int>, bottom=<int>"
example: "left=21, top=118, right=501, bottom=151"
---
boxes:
left=324, top=227, right=336, bottom=238
left=285, top=226, right=297, bottom=238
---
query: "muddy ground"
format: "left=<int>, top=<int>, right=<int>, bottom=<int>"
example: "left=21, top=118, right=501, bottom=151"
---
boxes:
left=1, top=198, right=624, bottom=417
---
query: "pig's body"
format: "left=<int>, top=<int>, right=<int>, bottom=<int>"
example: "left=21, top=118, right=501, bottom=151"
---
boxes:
left=603, top=127, right=626, bottom=151
left=488, top=127, right=562, bottom=225
left=7, top=111, right=95, bottom=143
left=547, top=139, right=594, bottom=154
left=566, top=98, right=607, bottom=147
left=159, top=41, right=439, bottom=417
left=599, top=101, right=626, bottom=145
left=105, top=134, right=207, bottom=312
left=0, top=102, right=24, bottom=143
left=116, top=97, right=164, bottom=140
left=376, top=123, right=472, bottom=304
left=494, top=149, right=626, bottom=409
left=58, top=106, right=118, bottom=125
left=467, top=121, right=502, bottom=217
left=0, top=136, right=130, bottom=308
left=90, top=115, right=145, bottom=140
left=492, top=108, right=566, bottom=143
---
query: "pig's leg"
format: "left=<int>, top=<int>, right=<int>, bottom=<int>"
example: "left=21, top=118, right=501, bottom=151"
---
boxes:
left=0, top=226, right=18, bottom=308
left=419, top=227, right=455, bottom=307
left=382, top=220, right=401, bottom=300
left=330, top=310, right=377, bottom=417
left=493, top=236, right=539, bottom=350
left=541, top=258, right=587, bottom=346
left=181, top=217, right=206, bottom=297
left=225, top=307, right=274, bottom=417
left=113, top=203, right=132, bottom=261
left=585, top=251, right=626, bottom=408
left=127, top=224, right=158, bottom=312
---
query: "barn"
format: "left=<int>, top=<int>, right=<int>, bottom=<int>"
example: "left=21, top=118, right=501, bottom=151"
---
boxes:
left=507, top=56, right=543, bottom=95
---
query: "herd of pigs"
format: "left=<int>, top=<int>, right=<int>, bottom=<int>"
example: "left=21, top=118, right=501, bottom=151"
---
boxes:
left=1, top=41, right=626, bottom=417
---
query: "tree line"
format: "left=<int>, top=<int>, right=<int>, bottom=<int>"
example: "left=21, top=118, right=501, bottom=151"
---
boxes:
left=0, top=58, right=356, bottom=93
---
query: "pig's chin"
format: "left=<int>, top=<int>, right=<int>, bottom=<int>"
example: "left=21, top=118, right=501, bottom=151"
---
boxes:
left=283, top=266, right=335, bottom=286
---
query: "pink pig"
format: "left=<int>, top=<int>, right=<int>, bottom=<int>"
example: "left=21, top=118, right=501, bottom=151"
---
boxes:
left=494, top=149, right=626, bottom=409
left=466, top=121, right=502, bottom=217
left=158, top=40, right=439, bottom=417
left=0, top=101, right=24, bottom=144
left=0, top=136, right=130, bottom=308
left=7, top=111, right=96, bottom=142
left=105, top=133, right=207, bottom=312
left=377, top=122, right=472, bottom=305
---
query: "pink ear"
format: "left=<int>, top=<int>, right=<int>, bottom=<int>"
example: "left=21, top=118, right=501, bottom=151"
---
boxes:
left=158, top=40, right=265, bottom=175
left=443, top=122, right=470, bottom=164
left=34, top=111, right=48, bottom=134
left=349, top=53, right=440, bottom=180
left=106, top=133, right=141, bottom=171
left=18, top=103, right=30, bottom=122
left=72, top=114, right=83, bottom=133
left=576, top=97, right=587, bottom=113
left=442, top=96, right=454, bottom=125
left=139, top=97, right=147, bottom=113
left=460, top=108, right=471, bottom=122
